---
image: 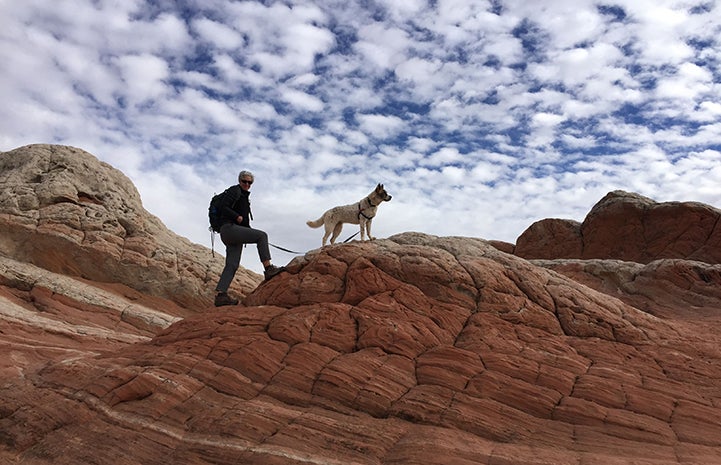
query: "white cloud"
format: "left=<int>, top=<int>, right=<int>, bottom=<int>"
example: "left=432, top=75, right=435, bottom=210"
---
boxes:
left=193, top=17, right=245, bottom=50
left=355, top=23, right=410, bottom=69
left=423, top=147, right=463, bottom=168
left=280, top=88, right=325, bottom=112
left=655, top=62, right=713, bottom=100
left=384, top=0, right=426, bottom=21
left=225, top=2, right=333, bottom=78
left=395, top=57, right=442, bottom=86
left=698, top=102, right=721, bottom=118
left=283, top=23, right=336, bottom=69
left=532, top=112, right=565, bottom=128
left=469, top=160, right=506, bottom=183
left=561, top=134, right=596, bottom=149
left=115, top=54, right=170, bottom=104
left=357, top=113, right=406, bottom=139
left=2, top=0, right=721, bottom=274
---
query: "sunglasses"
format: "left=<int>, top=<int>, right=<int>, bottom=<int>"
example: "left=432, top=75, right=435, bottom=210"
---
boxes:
left=240, top=179, right=253, bottom=185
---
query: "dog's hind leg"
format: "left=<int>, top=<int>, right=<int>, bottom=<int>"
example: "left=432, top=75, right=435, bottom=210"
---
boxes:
left=322, top=222, right=335, bottom=246
left=329, top=222, right=343, bottom=244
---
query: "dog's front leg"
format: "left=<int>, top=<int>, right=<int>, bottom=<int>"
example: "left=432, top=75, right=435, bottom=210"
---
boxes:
left=366, top=219, right=375, bottom=240
left=359, top=218, right=367, bottom=241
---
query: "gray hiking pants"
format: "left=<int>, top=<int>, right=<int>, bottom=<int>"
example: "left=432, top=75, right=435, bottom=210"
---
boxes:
left=215, top=223, right=271, bottom=292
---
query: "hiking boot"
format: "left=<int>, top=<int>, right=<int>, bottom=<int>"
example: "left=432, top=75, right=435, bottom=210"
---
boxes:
left=264, top=265, right=285, bottom=281
left=214, top=292, right=239, bottom=307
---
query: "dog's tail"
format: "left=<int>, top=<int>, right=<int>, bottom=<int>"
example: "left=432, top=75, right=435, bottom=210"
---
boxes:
left=306, top=217, right=324, bottom=228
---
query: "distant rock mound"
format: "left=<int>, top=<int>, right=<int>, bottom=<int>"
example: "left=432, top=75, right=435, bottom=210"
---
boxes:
left=515, top=190, right=721, bottom=263
left=3, top=232, right=720, bottom=464
left=0, top=144, right=259, bottom=308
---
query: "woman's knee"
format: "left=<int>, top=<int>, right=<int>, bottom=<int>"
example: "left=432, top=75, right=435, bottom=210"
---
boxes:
left=250, top=228, right=268, bottom=244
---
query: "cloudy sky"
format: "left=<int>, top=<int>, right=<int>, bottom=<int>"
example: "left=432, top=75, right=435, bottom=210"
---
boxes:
left=2, top=0, right=721, bottom=273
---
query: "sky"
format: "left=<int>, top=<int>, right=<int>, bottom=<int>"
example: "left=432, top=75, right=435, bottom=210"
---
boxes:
left=2, top=0, right=721, bottom=274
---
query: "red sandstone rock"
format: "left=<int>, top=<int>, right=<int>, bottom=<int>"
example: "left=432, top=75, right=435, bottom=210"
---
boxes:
left=2, top=150, right=721, bottom=464
left=515, top=218, right=582, bottom=259
left=515, top=190, right=721, bottom=264
left=3, top=231, right=721, bottom=464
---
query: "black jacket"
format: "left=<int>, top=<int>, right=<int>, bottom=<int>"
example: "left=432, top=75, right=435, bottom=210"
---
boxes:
left=220, top=185, right=252, bottom=228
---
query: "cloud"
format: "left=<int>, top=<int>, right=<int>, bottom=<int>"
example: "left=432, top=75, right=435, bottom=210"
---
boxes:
left=280, top=87, right=325, bottom=112
left=193, top=17, right=245, bottom=50
left=355, top=23, right=411, bottom=69
left=655, top=62, right=713, bottom=100
left=357, top=113, right=406, bottom=139
left=115, top=54, right=170, bottom=104
left=2, top=0, right=721, bottom=274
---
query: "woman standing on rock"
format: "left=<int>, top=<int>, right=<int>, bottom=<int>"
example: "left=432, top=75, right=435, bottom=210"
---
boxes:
left=214, top=170, right=284, bottom=307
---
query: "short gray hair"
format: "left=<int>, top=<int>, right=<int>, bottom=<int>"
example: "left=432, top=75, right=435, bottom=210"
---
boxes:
left=238, top=170, right=254, bottom=183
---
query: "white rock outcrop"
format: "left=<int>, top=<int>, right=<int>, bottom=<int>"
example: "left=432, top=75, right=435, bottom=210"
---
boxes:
left=0, top=144, right=259, bottom=308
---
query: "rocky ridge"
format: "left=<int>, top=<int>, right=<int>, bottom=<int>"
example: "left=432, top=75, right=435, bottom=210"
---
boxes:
left=0, top=144, right=260, bottom=309
left=1, top=145, right=721, bottom=464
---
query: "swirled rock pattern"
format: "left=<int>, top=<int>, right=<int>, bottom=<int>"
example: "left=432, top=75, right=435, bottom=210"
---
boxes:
left=3, top=232, right=721, bottom=464
left=1, top=148, right=721, bottom=464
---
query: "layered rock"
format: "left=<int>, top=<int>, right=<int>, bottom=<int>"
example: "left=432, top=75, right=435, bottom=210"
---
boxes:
left=2, top=149, right=721, bottom=465
left=3, top=233, right=720, bottom=464
left=528, top=258, right=721, bottom=320
left=515, top=190, right=721, bottom=263
left=0, top=144, right=260, bottom=308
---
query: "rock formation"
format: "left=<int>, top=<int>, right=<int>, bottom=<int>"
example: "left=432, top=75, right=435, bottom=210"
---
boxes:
left=515, top=190, right=721, bottom=263
left=1, top=146, right=721, bottom=464
left=0, top=144, right=260, bottom=308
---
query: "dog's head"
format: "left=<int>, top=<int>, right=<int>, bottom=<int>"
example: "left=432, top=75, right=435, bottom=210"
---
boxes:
left=375, top=183, right=392, bottom=202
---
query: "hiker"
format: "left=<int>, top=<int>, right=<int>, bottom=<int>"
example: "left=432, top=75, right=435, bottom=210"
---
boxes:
left=214, top=170, right=284, bottom=307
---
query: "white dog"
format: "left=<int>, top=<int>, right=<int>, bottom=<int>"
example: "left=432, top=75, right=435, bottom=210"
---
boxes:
left=307, top=184, right=392, bottom=246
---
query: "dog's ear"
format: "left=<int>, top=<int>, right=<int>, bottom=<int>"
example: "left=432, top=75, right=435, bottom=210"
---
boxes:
left=376, top=183, right=383, bottom=190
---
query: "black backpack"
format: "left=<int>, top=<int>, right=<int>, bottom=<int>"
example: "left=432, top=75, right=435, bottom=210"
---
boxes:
left=208, top=188, right=230, bottom=233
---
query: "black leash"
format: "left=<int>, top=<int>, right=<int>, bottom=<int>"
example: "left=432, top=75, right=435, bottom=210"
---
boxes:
left=343, top=232, right=359, bottom=243
left=269, top=242, right=303, bottom=254
left=213, top=232, right=361, bottom=258
left=270, top=231, right=359, bottom=254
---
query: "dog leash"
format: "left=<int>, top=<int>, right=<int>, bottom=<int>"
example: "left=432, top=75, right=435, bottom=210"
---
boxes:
left=214, top=230, right=364, bottom=256
left=343, top=232, right=359, bottom=243
left=269, top=242, right=303, bottom=254
left=211, top=231, right=303, bottom=256
left=270, top=232, right=359, bottom=254
left=213, top=228, right=363, bottom=257
left=213, top=237, right=357, bottom=258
